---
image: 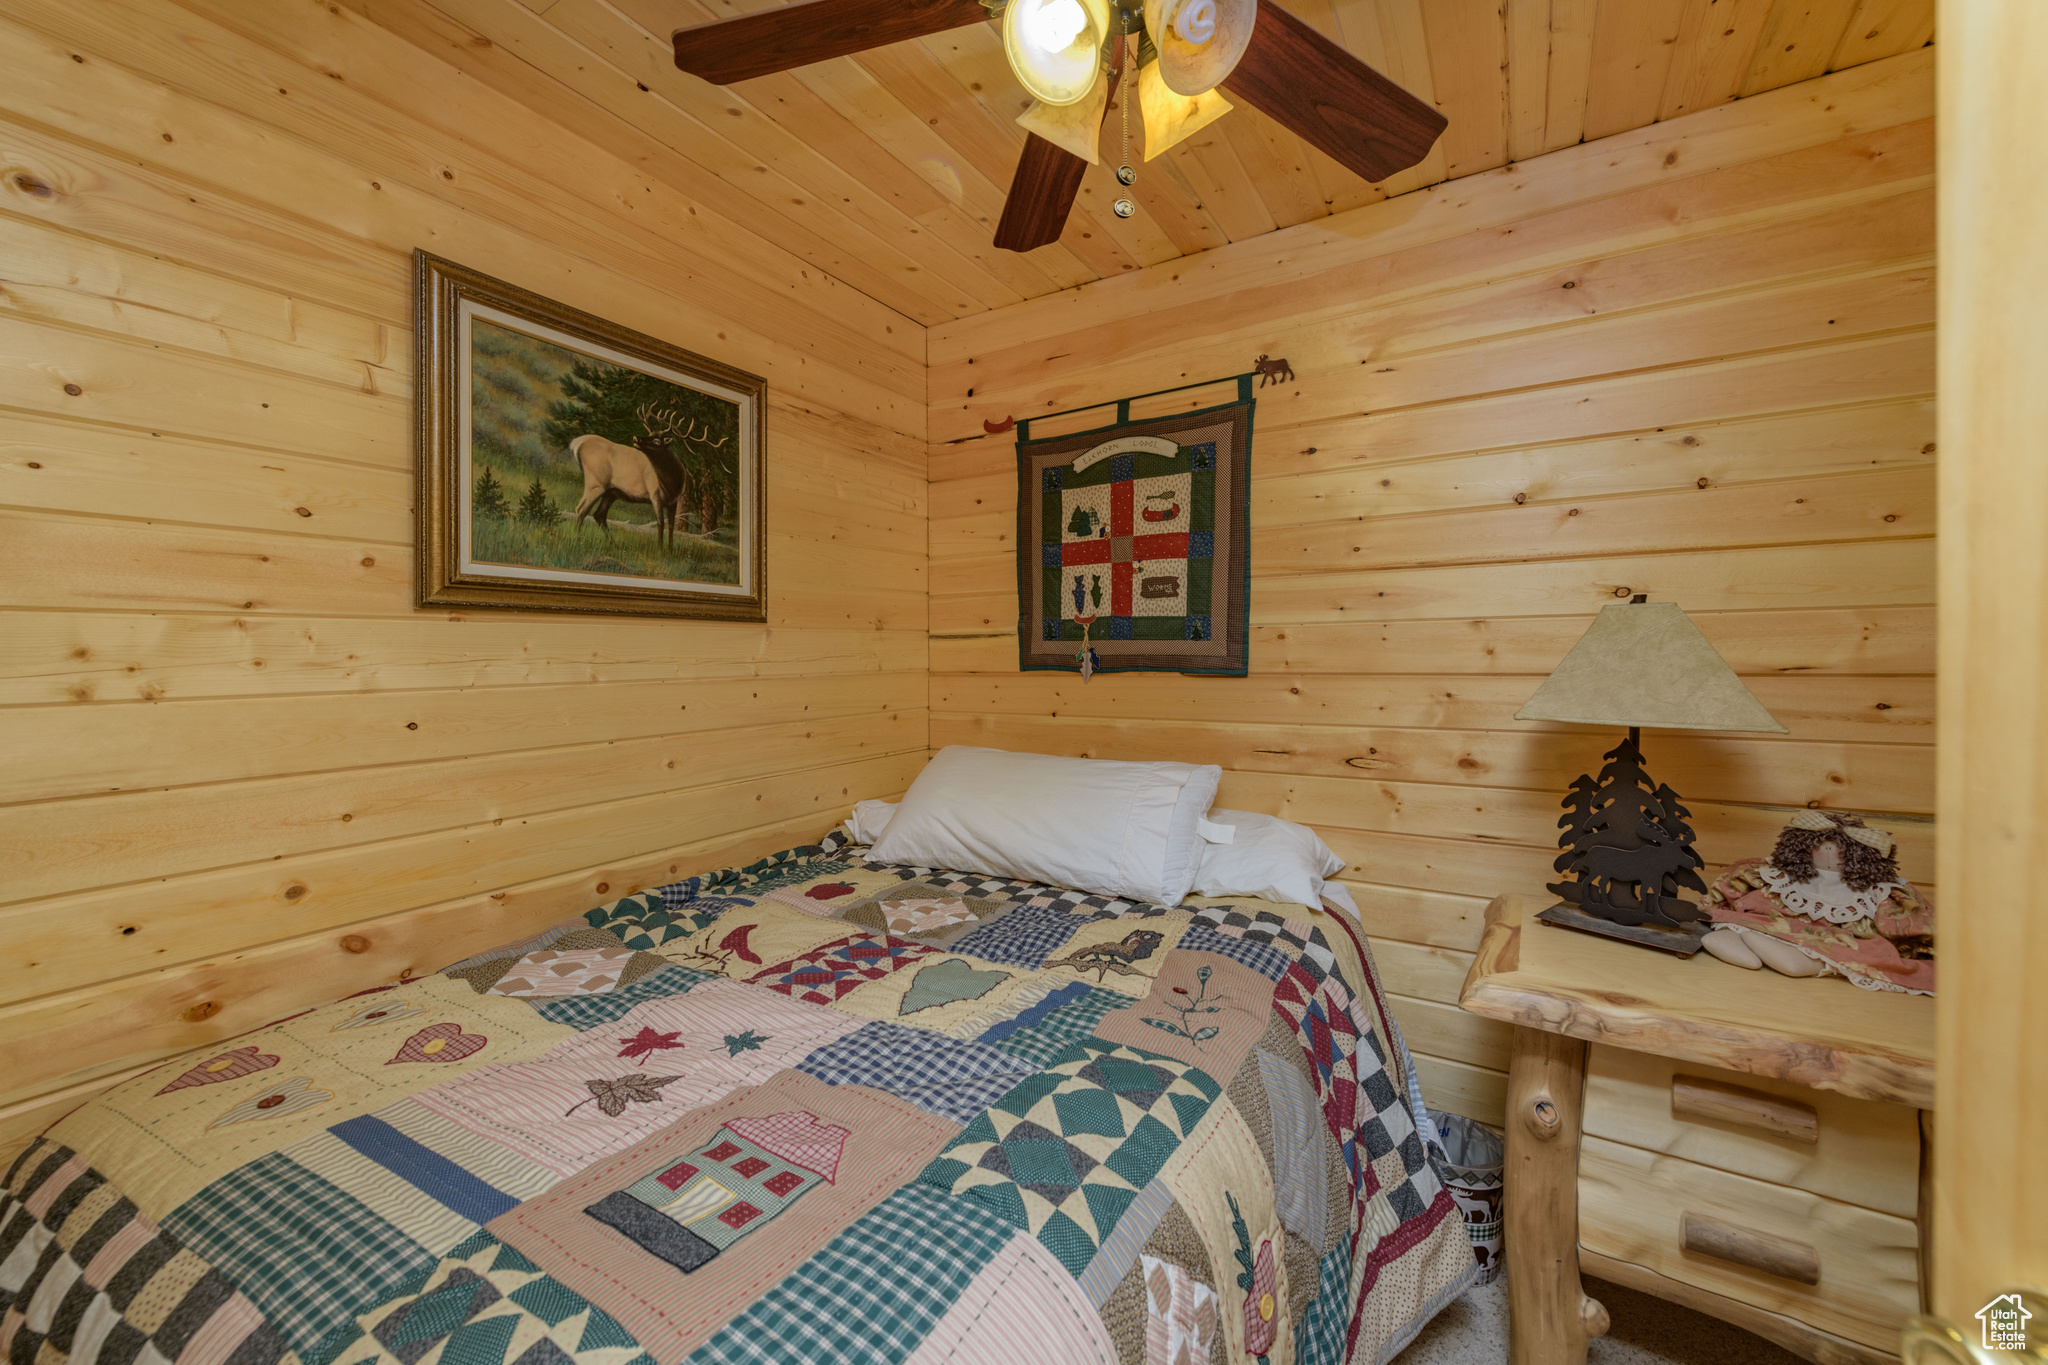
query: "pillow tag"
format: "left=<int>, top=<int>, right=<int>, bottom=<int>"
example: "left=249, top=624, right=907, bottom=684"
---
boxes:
left=1197, top=818, right=1236, bottom=844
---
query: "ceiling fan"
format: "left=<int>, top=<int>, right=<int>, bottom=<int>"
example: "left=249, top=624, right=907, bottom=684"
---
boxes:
left=673, top=0, right=1447, bottom=253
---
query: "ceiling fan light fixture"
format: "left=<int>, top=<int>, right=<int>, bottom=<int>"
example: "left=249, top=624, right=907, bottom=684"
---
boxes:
left=1143, top=0, right=1255, bottom=95
left=1028, top=0, right=1088, bottom=51
left=1004, top=0, right=1111, bottom=105
left=1137, top=58, right=1231, bottom=158
left=1017, top=80, right=1110, bottom=164
left=671, top=0, right=1447, bottom=256
left=1174, top=0, right=1216, bottom=44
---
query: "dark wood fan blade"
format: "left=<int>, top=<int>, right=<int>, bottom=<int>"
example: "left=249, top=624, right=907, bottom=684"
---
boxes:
left=1221, top=2, right=1446, bottom=183
left=674, top=0, right=990, bottom=84
left=994, top=135, right=1090, bottom=252
left=993, top=56, right=1124, bottom=254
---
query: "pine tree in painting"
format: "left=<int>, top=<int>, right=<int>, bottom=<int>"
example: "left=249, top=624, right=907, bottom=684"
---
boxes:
left=518, top=476, right=558, bottom=526
left=474, top=466, right=512, bottom=520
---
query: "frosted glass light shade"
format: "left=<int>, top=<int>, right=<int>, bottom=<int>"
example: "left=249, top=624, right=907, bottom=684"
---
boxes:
left=1004, top=0, right=1111, bottom=106
left=1142, top=0, right=1256, bottom=95
left=1515, top=601, right=1787, bottom=733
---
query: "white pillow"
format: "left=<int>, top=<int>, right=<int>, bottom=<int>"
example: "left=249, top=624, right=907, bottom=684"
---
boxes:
left=1317, top=880, right=1361, bottom=918
left=844, top=798, right=897, bottom=845
left=1192, top=809, right=1351, bottom=913
left=866, top=746, right=1222, bottom=907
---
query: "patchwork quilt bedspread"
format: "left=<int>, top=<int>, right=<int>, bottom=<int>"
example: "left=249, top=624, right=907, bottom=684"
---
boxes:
left=2, top=830, right=1475, bottom=1365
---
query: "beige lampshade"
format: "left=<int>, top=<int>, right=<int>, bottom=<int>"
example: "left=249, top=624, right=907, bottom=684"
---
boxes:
left=1515, top=601, right=1787, bottom=733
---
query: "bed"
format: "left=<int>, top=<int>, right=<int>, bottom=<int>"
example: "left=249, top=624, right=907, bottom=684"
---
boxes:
left=1, top=826, right=1476, bottom=1365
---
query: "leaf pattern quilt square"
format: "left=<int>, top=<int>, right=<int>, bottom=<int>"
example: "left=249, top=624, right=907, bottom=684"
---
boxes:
left=409, top=981, right=864, bottom=1179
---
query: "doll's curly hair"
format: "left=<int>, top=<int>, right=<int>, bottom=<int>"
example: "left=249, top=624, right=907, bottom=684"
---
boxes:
left=1769, top=811, right=1900, bottom=892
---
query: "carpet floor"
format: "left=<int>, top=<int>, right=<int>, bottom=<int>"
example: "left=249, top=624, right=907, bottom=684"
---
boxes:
left=1395, top=1274, right=1807, bottom=1365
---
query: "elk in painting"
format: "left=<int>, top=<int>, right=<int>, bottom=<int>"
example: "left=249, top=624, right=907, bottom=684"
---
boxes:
left=638, top=405, right=735, bottom=539
left=569, top=403, right=684, bottom=549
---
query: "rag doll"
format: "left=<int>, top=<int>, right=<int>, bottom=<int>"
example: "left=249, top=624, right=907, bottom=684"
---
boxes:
left=1699, top=809, right=1934, bottom=994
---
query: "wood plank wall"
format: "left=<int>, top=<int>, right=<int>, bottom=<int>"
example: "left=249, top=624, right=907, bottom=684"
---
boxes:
left=0, top=0, right=929, bottom=1157
left=925, top=50, right=1937, bottom=1128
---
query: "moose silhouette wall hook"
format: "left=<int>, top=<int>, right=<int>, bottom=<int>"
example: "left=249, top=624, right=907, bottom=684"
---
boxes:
left=1252, top=354, right=1295, bottom=386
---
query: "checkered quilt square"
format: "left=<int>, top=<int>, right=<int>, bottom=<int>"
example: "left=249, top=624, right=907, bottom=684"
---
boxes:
left=1271, top=960, right=1446, bottom=1266
left=685, top=1184, right=1013, bottom=1365
left=1176, top=925, right=1293, bottom=981
left=857, top=866, right=1169, bottom=922
left=1187, top=907, right=1338, bottom=985
left=946, top=904, right=1092, bottom=969
left=1295, top=1235, right=1355, bottom=1365
left=736, top=859, right=857, bottom=896
left=532, top=965, right=714, bottom=1030
left=657, top=880, right=705, bottom=912
left=796, top=1021, right=1039, bottom=1125
left=163, top=1153, right=437, bottom=1363
left=977, top=985, right=1136, bottom=1069
left=0, top=1143, right=290, bottom=1365
left=850, top=864, right=1032, bottom=897
left=918, top=1041, right=1222, bottom=1276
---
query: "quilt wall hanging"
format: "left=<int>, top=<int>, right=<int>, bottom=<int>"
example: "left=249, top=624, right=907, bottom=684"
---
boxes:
left=1015, top=374, right=1254, bottom=678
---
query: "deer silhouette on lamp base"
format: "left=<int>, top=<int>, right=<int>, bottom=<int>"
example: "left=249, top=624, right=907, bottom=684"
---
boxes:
left=1540, top=727, right=1714, bottom=956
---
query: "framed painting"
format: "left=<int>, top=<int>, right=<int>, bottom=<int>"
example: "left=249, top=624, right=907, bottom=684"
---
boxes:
left=1016, top=375, right=1254, bottom=677
left=415, top=251, right=766, bottom=620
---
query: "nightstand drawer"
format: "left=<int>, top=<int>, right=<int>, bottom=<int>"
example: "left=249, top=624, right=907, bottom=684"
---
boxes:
left=1583, top=1044, right=1921, bottom=1219
left=1579, top=1135, right=1920, bottom=1351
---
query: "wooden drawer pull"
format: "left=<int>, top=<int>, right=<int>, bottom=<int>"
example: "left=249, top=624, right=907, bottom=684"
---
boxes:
left=1681, top=1212, right=1821, bottom=1285
left=1671, top=1075, right=1818, bottom=1143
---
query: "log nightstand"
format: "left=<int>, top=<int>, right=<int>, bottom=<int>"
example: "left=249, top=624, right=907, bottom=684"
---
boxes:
left=1458, top=894, right=1935, bottom=1365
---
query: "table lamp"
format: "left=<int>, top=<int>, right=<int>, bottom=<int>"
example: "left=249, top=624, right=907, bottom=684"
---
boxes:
left=1516, top=596, right=1787, bottom=955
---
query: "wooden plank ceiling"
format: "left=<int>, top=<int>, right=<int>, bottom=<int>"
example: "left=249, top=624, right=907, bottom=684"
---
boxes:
left=354, top=0, right=1933, bottom=325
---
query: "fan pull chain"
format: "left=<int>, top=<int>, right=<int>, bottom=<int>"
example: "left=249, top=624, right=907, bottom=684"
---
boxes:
left=1113, top=9, right=1136, bottom=218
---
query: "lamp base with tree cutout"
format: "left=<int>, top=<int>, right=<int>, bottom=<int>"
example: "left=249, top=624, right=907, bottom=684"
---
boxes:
left=1537, top=726, right=1713, bottom=957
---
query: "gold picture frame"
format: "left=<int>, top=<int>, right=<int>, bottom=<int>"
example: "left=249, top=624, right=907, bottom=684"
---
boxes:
left=415, top=251, right=767, bottom=620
